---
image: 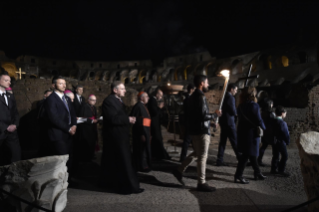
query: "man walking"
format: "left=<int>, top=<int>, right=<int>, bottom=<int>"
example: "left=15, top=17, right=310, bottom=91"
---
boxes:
left=173, top=75, right=221, bottom=192
left=216, top=83, right=239, bottom=166
left=130, top=91, right=152, bottom=172
left=100, top=81, right=144, bottom=194
left=180, top=84, right=195, bottom=162
left=147, top=88, right=170, bottom=160
left=0, top=71, right=21, bottom=165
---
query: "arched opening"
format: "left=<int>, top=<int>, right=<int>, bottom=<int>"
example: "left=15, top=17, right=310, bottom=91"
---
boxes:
left=282, top=56, right=289, bottom=67
left=1, top=62, right=18, bottom=80
left=184, top=65, right=191, bottom=80
left=115, top=72, right=121, bottom=81
left=259, top=54, right=272, bottom=69
left=298, top=52, right=308, bottom=63
left=138, top=70, right=146, bottom=84
left=268, top=56, right=272, bottom=69
left=89, top=72, right=95, bottom=80
left=174, top=66, right=183, bottom=81
left=124, top=78, right=129, bottom=84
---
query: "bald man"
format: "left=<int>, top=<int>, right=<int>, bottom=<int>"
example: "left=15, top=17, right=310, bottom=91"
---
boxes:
left=76, top=95, right=98, bottom=163
left=130, top=92, right=152, bottom=172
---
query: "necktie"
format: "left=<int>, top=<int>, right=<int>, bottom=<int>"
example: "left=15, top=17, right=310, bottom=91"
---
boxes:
left=62, top=95, right=71, bottom=124
left=1, top=93, right=8, bottom=106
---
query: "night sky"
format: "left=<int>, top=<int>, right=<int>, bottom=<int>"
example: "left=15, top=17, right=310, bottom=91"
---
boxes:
left=1, top=1, right=318, bottom=65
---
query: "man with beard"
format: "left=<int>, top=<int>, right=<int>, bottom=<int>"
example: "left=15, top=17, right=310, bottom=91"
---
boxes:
left=77, top=94, right=98, bottom=162
left=130, top=91, right=152, bottom=172
left=0, top=71, right=21, bottom=165
left=45, top=76, right=77, bottom=185
left=100, top=81, right=144, bottom=194
left=147, top=88, right=170, bottom=160
left=173, top=75, right=221, bottom=192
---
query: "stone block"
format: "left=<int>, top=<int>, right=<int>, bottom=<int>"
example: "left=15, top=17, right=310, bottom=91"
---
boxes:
left=297, top=131, right=319, bottom=212
left=0, top=155, right=69, bottom=212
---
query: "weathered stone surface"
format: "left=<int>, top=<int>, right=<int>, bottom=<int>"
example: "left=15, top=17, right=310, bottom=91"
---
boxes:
left=0, top=155, right=69, bottom=212
left=297, top=131, right=319, bottom=212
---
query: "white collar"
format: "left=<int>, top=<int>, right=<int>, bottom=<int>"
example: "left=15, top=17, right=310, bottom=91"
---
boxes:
left=54, top=90, right=64, bottom=100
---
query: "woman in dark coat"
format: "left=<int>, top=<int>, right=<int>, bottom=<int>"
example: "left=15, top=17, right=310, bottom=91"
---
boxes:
left=234, top=87, right=266, bottom=184
left=257, top=99, right=275, bottom=166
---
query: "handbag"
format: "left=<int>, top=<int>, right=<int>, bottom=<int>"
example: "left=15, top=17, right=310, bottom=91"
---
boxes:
left=239, top=107, right=263, bottom=137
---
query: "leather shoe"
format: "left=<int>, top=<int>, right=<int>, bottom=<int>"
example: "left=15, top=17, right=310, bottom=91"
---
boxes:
left=254, top=173, right=267, bottom=180
left=172, top=169, right=185, bottom=186
left=197, top=183, right=216, bottom=192
left=234, top=176, right=249, bottom=184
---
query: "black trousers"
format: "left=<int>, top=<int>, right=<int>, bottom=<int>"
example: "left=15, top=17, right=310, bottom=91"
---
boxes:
left=48, top=136, right=74, bottom=174
left=217, top=124, right=238, bottom=163
left=271, top=141, right=288, bottom=172
left=235, top=154, right=260, bottom=177
left=0, top=132, right=21, bottom=166
left=180, top=133, right=192, bottom=162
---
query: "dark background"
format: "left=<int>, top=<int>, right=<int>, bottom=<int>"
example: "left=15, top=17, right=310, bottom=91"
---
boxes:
left=0, top=0, right=318, bottom=65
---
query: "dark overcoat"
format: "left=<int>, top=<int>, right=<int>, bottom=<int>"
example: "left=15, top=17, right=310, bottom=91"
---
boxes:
left=147, top=96, right=170, bottom=159
left=77, top=103, right=98, bottom=161
left=130, top=101, right=152, bottom=171
left=100, top=94, right=140, bottom=194
left=73, top=94, right=85, bottom=117
left=237, top=101, right=266, bottom=157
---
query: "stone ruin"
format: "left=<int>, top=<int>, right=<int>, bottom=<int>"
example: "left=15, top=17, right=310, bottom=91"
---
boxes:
left=297, top=131, right=319, bottom=212
left=0, top=155, right=69, bottom=212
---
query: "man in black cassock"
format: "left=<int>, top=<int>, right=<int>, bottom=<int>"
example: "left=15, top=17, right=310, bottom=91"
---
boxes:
left=130, top=91, right=152, bottom=172
left=77, top=94, right=98, bottom=162
left=100, top=81, right=144, bottom=194
left=147, top=88, right=170, bottom=160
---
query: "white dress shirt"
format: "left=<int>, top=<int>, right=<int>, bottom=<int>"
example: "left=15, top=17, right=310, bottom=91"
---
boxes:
left=0, top=89, right=8, bottom=106
left=76, top=94, right=82, bottom=103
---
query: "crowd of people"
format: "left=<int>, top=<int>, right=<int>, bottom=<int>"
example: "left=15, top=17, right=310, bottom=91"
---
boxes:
left=0, top=68, right=290, bottom=195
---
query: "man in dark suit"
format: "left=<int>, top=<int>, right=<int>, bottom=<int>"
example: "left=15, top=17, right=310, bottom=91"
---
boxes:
left=0, top=71, right=21, bottom=165
left=44, top=76, right=77, bottom=177
left=216, top=83, right=239, bottom=166
left=180, top=84, right=195, bottom=162
left=73, top=85, right=85, bottom=116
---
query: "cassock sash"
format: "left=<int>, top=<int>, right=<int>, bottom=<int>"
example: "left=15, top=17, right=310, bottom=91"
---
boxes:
left=143, top=118, right=151, bottom=127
